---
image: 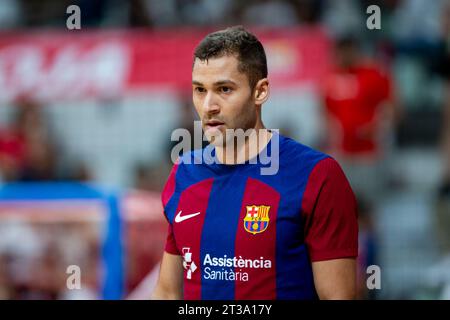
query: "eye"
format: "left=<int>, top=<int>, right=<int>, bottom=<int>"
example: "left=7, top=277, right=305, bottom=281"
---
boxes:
left=220, top=86, right=232, bottom=94
left=194, top=87, right=206, bottom=93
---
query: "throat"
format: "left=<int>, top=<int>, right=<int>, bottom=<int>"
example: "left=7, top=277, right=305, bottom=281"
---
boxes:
left=215, top=128, right=272, bottom=165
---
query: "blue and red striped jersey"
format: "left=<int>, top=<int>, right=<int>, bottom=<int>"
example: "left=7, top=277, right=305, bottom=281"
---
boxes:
left=161, top=132, right=358, bottom=300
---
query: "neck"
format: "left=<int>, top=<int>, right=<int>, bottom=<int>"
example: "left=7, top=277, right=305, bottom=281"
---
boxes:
left=215, top=119, right=272, bottom=165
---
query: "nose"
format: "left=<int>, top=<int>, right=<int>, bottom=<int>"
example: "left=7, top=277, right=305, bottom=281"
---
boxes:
left=203, top=92, right=220, bottom=115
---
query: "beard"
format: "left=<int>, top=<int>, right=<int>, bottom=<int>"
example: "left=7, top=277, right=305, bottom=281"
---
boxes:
left=203, top=114, right=257, bottom=148
left=201, top=93, right=258, bottom=147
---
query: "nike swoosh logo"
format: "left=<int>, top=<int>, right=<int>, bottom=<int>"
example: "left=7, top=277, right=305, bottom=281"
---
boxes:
left=174, top=210, right=201, bottom=223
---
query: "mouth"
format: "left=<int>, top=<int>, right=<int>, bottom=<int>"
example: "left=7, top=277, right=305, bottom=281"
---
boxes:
left=204, top=120, right=225, bottom=131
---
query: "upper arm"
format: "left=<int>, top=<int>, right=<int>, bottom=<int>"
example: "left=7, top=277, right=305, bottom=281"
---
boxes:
left=302, top=158, right=358, bottom=262
left=312, top=258, right=356, bottom=300
left=154, top=161, right=183, bottom=300
left=152, top=222, right=183, bottom=299
left=301, top=158, right=358, bottom=298
left=151, top=251, right=183, bottom=300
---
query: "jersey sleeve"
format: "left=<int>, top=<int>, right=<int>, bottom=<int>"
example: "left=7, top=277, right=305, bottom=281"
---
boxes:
left=161, top=160, right=181, bottom=255
left=161, top=160, right=179, bottom=212
left=164, top=223, right=181, bottom=255
left=301, top=157, right=358, bottom=262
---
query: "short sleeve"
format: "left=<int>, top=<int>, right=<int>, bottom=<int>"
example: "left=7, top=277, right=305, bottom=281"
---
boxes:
left=161, top=160, right=179, bottom=210
left=161, top=161, right=181, bottom=255
left=164, top=223, right=181, bottom=255
left=301, top=157, right=358, bottom=262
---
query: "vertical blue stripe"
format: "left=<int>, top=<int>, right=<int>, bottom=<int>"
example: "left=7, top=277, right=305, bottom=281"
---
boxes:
left=0, top=183, right=125, bottom=300
left=200, top=176, right=246, bottom=300
left=274, top=150, right=327, bottom=299
left=102, top=193, right=124, bottom=299
left=253, top=135, right=327, bottom=299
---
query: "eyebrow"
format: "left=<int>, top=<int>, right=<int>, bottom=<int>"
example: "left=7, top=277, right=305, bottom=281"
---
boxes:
left=192, top=80, right=237, bottom=86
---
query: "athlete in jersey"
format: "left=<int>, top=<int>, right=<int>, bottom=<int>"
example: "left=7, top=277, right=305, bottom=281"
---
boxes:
left=151, top=26, right=358, bottom=300
left=162, top=132, right=357, bottom=299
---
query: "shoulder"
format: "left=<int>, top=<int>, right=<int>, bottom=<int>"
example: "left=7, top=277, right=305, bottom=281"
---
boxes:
left=277, top=134, right=350, bottom=186
left=166, top=147, right=214, bottom=187
left=278, top=134, right=330, bottom=169
left=308, top=157, right=348, bottom=186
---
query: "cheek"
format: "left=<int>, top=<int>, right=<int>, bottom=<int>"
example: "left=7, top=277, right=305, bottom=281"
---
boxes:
left=227, top=95, right=255, bottom=126
left=192, top=96, right=203, bottom=115
left=231, top=88, right=253, bottom=111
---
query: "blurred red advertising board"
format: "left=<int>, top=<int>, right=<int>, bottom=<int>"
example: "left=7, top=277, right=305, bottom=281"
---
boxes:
left=0, top=27, right=331, bottom=103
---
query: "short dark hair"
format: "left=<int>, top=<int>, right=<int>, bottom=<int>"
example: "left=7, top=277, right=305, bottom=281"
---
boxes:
left=193, top=26, right=268, bottom=89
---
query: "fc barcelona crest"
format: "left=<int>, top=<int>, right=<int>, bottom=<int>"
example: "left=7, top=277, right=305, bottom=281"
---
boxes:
left=244, top=205, right=270, bottom=235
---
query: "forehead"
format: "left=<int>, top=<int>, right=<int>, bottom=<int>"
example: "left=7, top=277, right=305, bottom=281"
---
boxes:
left=192, top=55, right=247, bottom=85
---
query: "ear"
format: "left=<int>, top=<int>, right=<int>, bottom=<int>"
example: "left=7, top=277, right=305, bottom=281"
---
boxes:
left=254, top=78, right=269, bottom=106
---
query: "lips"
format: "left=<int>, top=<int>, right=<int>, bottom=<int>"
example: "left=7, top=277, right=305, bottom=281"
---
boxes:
left=204, top=120, right=225, bottom=131
left=205, top=120, right=224, bottom=127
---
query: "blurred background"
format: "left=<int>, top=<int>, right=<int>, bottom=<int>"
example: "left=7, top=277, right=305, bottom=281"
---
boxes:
left=0, top=0, right=449, bottom=300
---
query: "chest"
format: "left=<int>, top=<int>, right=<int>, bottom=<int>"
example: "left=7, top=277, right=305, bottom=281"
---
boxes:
left=171, top=174, right=305, bottom=255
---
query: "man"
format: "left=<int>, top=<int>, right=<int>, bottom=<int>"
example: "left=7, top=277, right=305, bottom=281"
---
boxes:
left=321, top=35, right=398, bottom=203
left=152, top=26, right=358, bottom=300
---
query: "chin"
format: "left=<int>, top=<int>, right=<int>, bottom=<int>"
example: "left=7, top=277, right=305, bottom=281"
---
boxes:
left=205, top=130, right=232, bottom=147
left=206, top=134, right=225, bottom=147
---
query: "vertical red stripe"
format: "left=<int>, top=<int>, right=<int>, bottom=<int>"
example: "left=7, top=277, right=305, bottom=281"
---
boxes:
left=161, top=161, right=179, bottom=207
left=172, top=178, right=214, bottom=300
left=301, top=157, right=358, bottom=262
left=234, top=178, right=280, bottom=299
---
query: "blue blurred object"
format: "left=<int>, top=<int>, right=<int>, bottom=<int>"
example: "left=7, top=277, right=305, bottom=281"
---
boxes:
left=0, top=182, right=124, bottom=300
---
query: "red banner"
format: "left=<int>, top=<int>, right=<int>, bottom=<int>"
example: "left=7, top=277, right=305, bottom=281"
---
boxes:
left=0, top=27, right=331, bottom=103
